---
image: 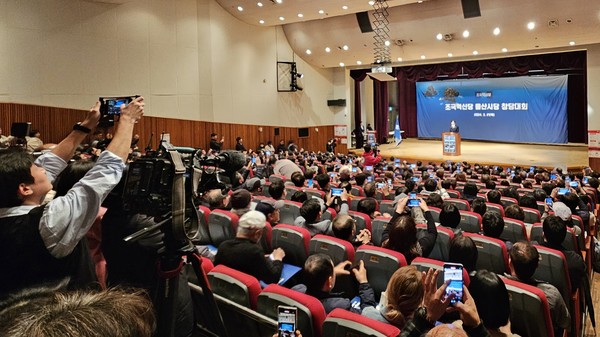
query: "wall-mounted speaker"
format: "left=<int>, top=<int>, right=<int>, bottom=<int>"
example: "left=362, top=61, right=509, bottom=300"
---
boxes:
left=327, top=99, right=346, bottom=107
left=356, top=12, right=373, bottom=33
left=461, top=0, right=481, bottom=18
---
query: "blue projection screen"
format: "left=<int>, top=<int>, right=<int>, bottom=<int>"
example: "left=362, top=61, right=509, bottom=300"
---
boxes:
left=416, top=76, right=568, bottom=143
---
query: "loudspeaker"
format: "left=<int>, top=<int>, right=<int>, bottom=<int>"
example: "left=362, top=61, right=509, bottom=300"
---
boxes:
left=274, top=128, right=280, bottom=136
left=327, top=99, right=346, bottom=107
left=356, top=12, right=373, bottom=33
left=11, top=122, right=31, bottom=139
left=461, top=0, right=481, bottom=18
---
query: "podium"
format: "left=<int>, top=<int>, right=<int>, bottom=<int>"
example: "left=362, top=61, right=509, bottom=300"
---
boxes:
left=442, top=132, right=461, bottom=156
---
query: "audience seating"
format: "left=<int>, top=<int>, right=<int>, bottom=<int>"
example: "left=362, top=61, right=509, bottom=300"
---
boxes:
left=322, top=308, right=401, bottom=337
left=259, top=222, right=273, bottom=253
left=354, top=246, right=407, bottom=301
left=207, top=264, right=262, bottom=310
left=529, top=223, right=578, bottom=251
left=309, top=235, right=355, bottom=265
left=268, top=174, right=286, bottom=184
left=417, top=224, right=454, bottom=262
left=500, top=218, right=528, bottom=243
left=445, top=198, right=470, bottom=211
left=348, top=211, right=372, bottom=233
left=349, top=196, right=365, bottom=211
left=262, top=182, right=272, bottom=197
left=485, top=202, right=505, bottom=216
left=536, top=201, right=546, bottom=214
left=371, top=216, right=390, bottom=247
left=305, top=189, right=326, bottom=200
left=522, top=207, right=541, bottom=224
left=447, top=189, right=461, bottom=199
left=350, top=186, right=365, bottom=197
left=192, top=205, right=212, bottom=245
left=257, top=284, right=326, bottom=337
left=207, top=209, right=240, bottom=246
left=502, top=277, right=555, bottom=337
left=321, top=207, right=337, bottom=221
left=411, top=257, right=470, bottom=288
left=458, top=210, right=482, bottom=233
left=279, top=200, right=302, bottom=225
left=533, top=245, right=572, bottom=306
left=271, top=224, right=310, bottom=267
left=464, top=233, right=510, bottom=274
left=500, top=196, right=518, bottom=209
left=378, top=200, right=395, bottom=216
left=428, top=206, right=441, bottom=223
left=285, top=186, right=303, bottom=200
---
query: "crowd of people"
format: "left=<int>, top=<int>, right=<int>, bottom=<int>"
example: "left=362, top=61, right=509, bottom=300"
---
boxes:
left=0, top=112, right=597, bottom=337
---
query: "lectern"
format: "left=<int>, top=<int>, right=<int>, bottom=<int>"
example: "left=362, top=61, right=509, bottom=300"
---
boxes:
left=442, top=132, right=461, bottom=156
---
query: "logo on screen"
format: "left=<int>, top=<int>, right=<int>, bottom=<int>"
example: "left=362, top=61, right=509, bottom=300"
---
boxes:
left=476, top=91, right=493, bottom=98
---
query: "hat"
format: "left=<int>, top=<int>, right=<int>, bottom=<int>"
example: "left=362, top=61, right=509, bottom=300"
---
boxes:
left=255, top=199, right=284, bottom=216
left=238, top=211, right=267, bottom=229
left=244, top=177, right=264, bottom=191
left=552, top=201, right=572, bottom=222
left=230, top=189, right=252, bottom=210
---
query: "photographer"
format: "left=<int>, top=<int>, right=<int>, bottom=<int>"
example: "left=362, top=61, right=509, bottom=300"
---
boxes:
left=0, top=97, right=144, bottom=298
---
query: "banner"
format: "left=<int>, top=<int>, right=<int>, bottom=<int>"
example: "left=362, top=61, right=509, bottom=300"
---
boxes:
left=416, top=76, right=568, bottom=143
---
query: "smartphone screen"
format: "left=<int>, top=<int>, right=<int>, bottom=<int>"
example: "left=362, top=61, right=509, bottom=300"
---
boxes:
left=545, top=197, right=553, bottom=206
left=365, top=165, right=373, bottom=171
left=550, top=174, right=557, bottom=180
left=558, top=188, right=570, bottom=195
left=331, top=188, right=343, bottom=197
left=411, top=177, right=419, bottom=182
left=376, top=183, right=386, bottom=189
left=352, top=166, right=357, bottom=173
left=278, top=306, right=297, bottom=337
left=444, top=263, right=463, bottom=304
left=265, top=151, right=271, bottom=156
left=367, top=176, right=374, bottom=182
left=570, top=181, right=578, bottom=188
left=251, top=157, right=256, bottom=163
left=584, top=176, right=589, bottom=184
left=387, top=179, right=392, bottom=185
left=408, top=198, right=420, bottom=207
left=307, top=179, right=313, bottom=188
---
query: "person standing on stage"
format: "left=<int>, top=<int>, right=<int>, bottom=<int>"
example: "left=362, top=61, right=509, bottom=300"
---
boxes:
left=449, top=120, right=460, bottom=133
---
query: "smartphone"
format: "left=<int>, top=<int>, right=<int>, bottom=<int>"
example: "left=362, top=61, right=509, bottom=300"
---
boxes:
left=395, top=159, right=401, bottom=163
left=545, top=197, right=553, bottom=207
left=408, top=198, right=420, bottom=207
left=277, top=305, right=297, bottom=337
left=443, top=263, right=464, bottom=304
left=410, top=164, right=416, bottom=169
left=557, top=188, right=570, bottom=195
left=570, top=181, right=578, bottom=188
left=307, top=179, right=313, bottom=188
left=352, top=166, right=357, bottom=173
left=331, top=188, right=344, bottom=197
left=584, top=176, right=589, bottom=184
left=99, top=96, right=138, bottom=116
left=529, top=166, right=535, bottom=173
left=265, top=151, right=271, bottom=156
left=506, top=168, right=511, bottom=173
left=251, top=157, right=256, bottom=164
left=411, top=177, right=419, bottom=182
left=550, top=174, right=557, bottom=180
left=377, top=183, right=386, bottom=189
left=367, top=176, right=374, bottom=183
left=387, top=179, right=393, bottom=185
left=429, top=173, right=434, bottom=178
left=365, top=165, right=373, bottom=172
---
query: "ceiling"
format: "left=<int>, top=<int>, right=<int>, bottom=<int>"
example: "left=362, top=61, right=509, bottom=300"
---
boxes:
left=216, top=0, right=600, bottom=68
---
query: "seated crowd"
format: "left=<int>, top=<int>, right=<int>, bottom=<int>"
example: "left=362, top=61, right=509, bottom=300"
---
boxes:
left=0, top=119, right=597, bottom=337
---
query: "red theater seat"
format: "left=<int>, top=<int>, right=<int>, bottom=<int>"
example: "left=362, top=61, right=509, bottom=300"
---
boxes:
left=208, top=264, right=262, bottom=310
left=323, top=308, right=401, bottom=337
left=271, top=224, right=310, bottom=267
left=207, top=209, right=240, bottom=246
left=309, top=234, right=355, bottom=265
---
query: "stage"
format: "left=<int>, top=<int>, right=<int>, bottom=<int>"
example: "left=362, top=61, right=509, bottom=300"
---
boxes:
left=348, top=138, right=589, bottom=170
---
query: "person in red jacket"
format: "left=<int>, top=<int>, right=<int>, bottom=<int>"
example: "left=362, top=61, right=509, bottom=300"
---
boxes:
left=361, top=144, right=382, bottom=167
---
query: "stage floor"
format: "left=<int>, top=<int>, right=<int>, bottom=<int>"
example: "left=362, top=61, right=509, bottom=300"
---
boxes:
left=349, top=138, right=589, bottom=170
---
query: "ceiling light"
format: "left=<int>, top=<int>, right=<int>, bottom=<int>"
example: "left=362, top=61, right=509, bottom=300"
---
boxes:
left=493, top=27, right=500, bottom=35
left=368, top=0, right=375, bottom=5
left=306, top=49, right=312, bottom=55
left=279, top=16, right=284, bottom=21
left=342, top=5, right=348, bottom=10
left=462, top=30, right=470, bottom=38
left=259, top=19, right=265, bottom=24
left=384, top=40, right=391, bottom=47
left=502, top=48, right=508, bottom=52
left=397, top=57, right=403, bottom=62
left=436, top=33, right=443, bottom=40
left=325, top=47, right=331, bottom=53
left=357, top=61, right=362, bottom=65
left=342, top=45, right=349, bottom=51
left=569, top=41, right=576, bottom=46
left=339, top=62, right=345, bottom=67
left=472, top=50, right=478, bottom=55
left=420, top=55, right=426, bottom=60
left=318, top=9, right=324, bottom=14
left=275, top=0, right=282, bottom=3
left=448, top=53, right=453, bottom=57
left=297, top=13, right=303, bottom=18
left=237, top=6, right=243, bottom=11
left=527, top=22, right=535, bottom=30
left=418, top=0, right=423, bottom=3
left=257, top=2, right=263, bottom=6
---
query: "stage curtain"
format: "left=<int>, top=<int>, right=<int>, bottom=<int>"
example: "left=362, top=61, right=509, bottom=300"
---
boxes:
left=373, top=80, right=389, bottom=144
left=350, top=69, right=369, bottom=148
left=393, top=50, right=587, bottom=143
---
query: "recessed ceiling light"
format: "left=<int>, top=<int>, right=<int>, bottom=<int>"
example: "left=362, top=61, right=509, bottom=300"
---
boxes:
left=448, top=53, right=453, bottom=57
left=473, top=50, right=478, bottom=55
left=502, top=47, right=508, bottom=52
left=297, top=13, right=303, bottom=18
left=339, top=62, right=345, bottom=67
left=436, top=33, right=443, bottom=40
left=493, top=27, right=500, bottom=35
left=306, top=49, right=312, bottom=55
left=257, top=2, right=263, bottom=6
left=279, top=16, right=284, bottom=21
left=397, top=57, right=403, bottom=62
left=462, top=30, right=470, bottom=38
left=418, top=0, right=423, bottom=3
left=569, top=41, right=576, bottom=46
left=342, top=45, right=349, bottom=51
left=384, top=40, right=391, bottom=46
left=275, top=0, right=282, bottom=3
left=527, top=22, right=535, bottom=30
left=318, top=9, right=325, bottom=14
left=237, top=6, right=243, bottom=11
left=357, top=61, right=362, bottom=65
left=259, top=19, right=265, bottom=24
left=368, top=0, right=375, bottom=5
left=342, top=5, right=348, bottom=10
left=325, top=47, right=331, bottom=53
left=421, top=55, right=426, bottom=59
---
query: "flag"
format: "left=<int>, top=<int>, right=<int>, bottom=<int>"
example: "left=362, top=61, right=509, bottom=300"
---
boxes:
left=394, top=116, right=402, bottom=145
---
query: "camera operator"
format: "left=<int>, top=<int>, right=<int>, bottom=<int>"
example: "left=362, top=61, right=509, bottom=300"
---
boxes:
left=0, top=97, right=144, bottom=299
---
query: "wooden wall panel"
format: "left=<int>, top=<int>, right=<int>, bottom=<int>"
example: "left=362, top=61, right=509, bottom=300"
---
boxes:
left=0, top=103, right=348, bottom=154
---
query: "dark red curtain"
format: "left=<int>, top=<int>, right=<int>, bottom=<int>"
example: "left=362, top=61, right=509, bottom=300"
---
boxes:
left=373, top=80, right=389, bottom=144
left=393, top=50, right=587, bottom=143
left=350, top=69, right=369, bottom=148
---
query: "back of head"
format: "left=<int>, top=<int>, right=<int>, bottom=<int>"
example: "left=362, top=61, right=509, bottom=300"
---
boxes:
left=363, top=182, right=376, bottom=197
left=300, top=198, right=322, bottom=224
left=448, top=235, right=478, bottom=273
left=315, top=173, right=330, bottom=189
left=357, top=197, right=378, bottom=217
left=463, top=183, right=478, bottom=197
left=426, top=193, right=444, bottom=208
left=509, top=241, right=539, bottom=281
left=560, top=192, right=579, bottom=212
left=304, top=253, right=334, bottom=294
left=471, top=197, right=487, bottom=217
left=355, top=173, right=367, bottom=186
left=290, top=190, right=308, bottom=203
left=424, top=179, right=437, bottom=192
left=269, top=180, right=285, bottom=199
left=533, top=188, right=547, bottom=202
left=542, top=215, right=567, bottom=246
left=230, top=189, right=251, bottom=210
left=0, top=149, right=34, bottom=208
left=426, top=324, right=468, bottom=337
left=482, top=211, right=505, bottom=239
left=439, top=203, right=461, bottom=228
left=502, top=186, right=519, bottom=200
left=518, top=194, right=537, bottom=210
left=487, top=190, right=501, bottom=204
left=291, top=171, right=305, bottom=188
left=205, top=189, right=227, bottom=209
left=237, top=210, right=267, bottom=236
left=363, top=144, right=372, bottom=153
left=384, top=215, right=418, bottom=259
left=332, top=214, right=354, bottom=241
left=469, top=270, right=510, bottom=330
left=384, top=266, right=424, bottom=328
left=504, top=204, right=525, bottom=221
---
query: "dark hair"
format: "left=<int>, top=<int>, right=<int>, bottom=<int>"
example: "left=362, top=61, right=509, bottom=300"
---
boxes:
left=469, top=270, right=510, bottom=330
left=235, top=136, right=242, bottom=142
left=423, top=179, right=437, bottom=192
left=509, top=241, right=539, bottom=280
left=485, top=180, right=496, bottom=189
left=518, top=194, right=537, bottom=210
left=502, top=186, right=519, bottom=200
left=54, top=160, right=96, bottom=197
left=355, top=173, right=367, bottom=186
left=332, top=215, right=354, bottom=241
left=463, top=183, right=478, bottom=197
left=315, top=174, right=330, bottom=190
left=486, top=190, right=501, bottom=204
left=291, top=171, right=305, bottom=188
left=426, top=194, right=444, bottom=208
left=384, top=215, right=420, bottom=263
left=363, top=144, right=372, bottom=153
left=449, top=235, right=478, bottom=273
left=300, top=198, right=322, bottom=224
left=471, top=197, right=487, bottom=217
left=533, top=188, right=547, bottom=202
left=304, top=253, right=334, bottom=295
left=560, top=192, right=580, bottom=212
left=268, top=180, right=285, bottom=200
left=439, top=203, right=461, bottom=228
left=504, top=204, right=525, bottom=221
left=0, top=149, right=35, bottom=208
left=542, top=215, right=567, bottom=246
left=291, top=190, right=308, bottom=203
left=363, top=182, right=376, bottom=198
left=357, top=198, right=378, bottom=218
left=482, top=211, right=504, bottom=239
